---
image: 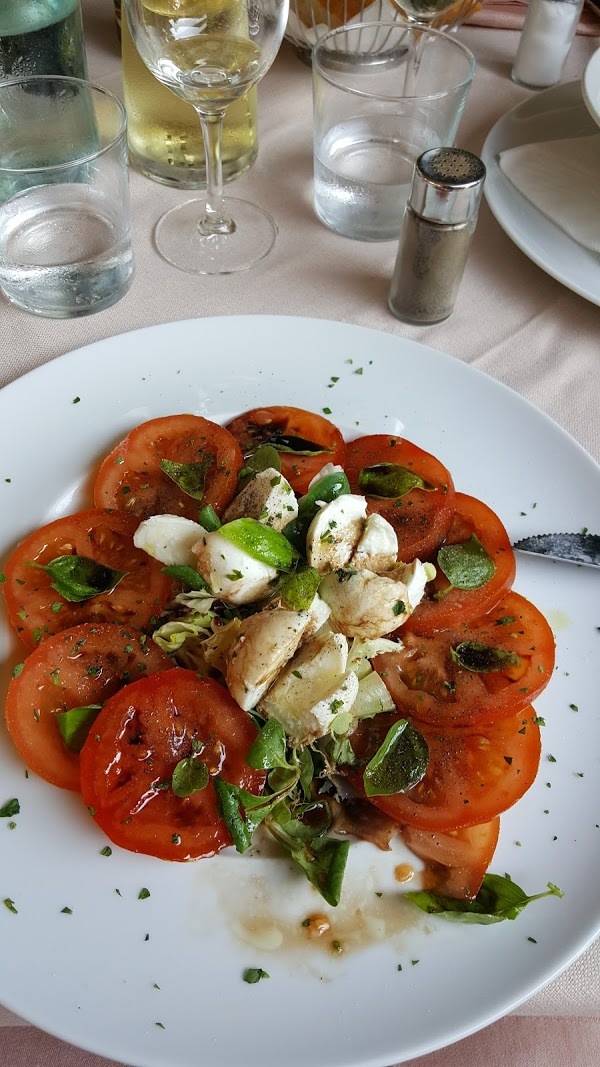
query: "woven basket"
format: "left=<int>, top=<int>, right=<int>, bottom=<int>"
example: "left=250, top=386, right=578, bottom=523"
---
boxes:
left=285, top=0, right=481, bottom=62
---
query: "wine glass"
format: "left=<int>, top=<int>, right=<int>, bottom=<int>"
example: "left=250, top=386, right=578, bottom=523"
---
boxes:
left=392, top=0, right=463, bottom=28
left=389, top=0, right=468, bottom=91
left=124, top=0, right=289, bottom=274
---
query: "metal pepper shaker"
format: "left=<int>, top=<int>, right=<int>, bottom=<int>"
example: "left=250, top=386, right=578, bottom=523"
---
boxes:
left=388, top=148, right=486, bottom=326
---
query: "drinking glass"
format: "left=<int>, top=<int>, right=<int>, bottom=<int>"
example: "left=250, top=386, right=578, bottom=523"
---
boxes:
left=125, top=0, right=289, bottom=274
left=312, top=23, right=475, bottom=241
left=0, top=76, right=133, bottom=317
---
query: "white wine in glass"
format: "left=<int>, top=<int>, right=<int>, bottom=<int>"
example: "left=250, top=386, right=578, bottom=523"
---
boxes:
left=124, top=0, right=289, bottom=274
left=393, top=0, right=459, bottom=24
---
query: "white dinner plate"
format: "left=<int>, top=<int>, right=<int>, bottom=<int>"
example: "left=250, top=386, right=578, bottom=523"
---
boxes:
left=582, top=45, right=600, bottom=127
left=482, top=80, right=600, bottom=306
left=1, top=316, right=599, bottom=1067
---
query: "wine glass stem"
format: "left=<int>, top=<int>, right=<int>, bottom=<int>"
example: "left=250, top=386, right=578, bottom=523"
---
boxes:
left=403, top=18, right=429, bottom=95
left=195, top=108, right=236, bottom=236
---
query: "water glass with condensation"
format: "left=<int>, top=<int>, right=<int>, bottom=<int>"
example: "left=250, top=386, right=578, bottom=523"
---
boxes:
left=312, top=23, right=476, bottom=242
left=0, top=76, right=133, bottom=317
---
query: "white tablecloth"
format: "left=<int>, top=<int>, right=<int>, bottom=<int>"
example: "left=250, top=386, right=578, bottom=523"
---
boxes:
left=0, top=0, right=599, bottom=1063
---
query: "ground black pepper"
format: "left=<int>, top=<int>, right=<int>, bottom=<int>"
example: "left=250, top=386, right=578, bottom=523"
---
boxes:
left=388, top=147, right=486, bottom=326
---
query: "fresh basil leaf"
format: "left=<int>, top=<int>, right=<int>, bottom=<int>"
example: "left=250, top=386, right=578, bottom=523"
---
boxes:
left=244, top=967, right=269, bottom=984
left=267, top=765, right=300, bottom=794
left=239, top=444, right=281, bottom=483
left=437, top=534, right=495, bottom=592
left=34, top=555, right=127, bottom=604
left=450, top=641, right=521, bottom=673
left=57, top=705, right=102, bottom=753
left=171, top=756, right=209, bottom=798
left=198, top=504, right=221, bottom=531
left=290, top=837, right=349, bottom=907
left=274, top=800, right=331, bottom=843
left=161, top=565, right=210, bottom=592
left=404, top=874, right=563, bottom=924
left=279, top=566, right=321, bottom=611
left=298, top=747, right=314, bottom=801
left=363, top=720, right=429, bottom=797
left=246, top=719, right=289, bottom=771
left=297, top=471, right=351, bottom=518
left=214, top=779, right=279, bottom=852
left=284, top=471, right=350, bottom=551
left=359, top=463, right=432, bottom=499
left=160, top=457, right=211, bottom=501
left=214, top=779, right=253, bottom=851
left=267, top=798, right=348, bottom=905
left=243, top=967, right=269, bottom=984
left=0, top=798, right=19, bottom=818
left=219, top=518, right=297, bottom=571
left=267, top=433, right=331, bottom=457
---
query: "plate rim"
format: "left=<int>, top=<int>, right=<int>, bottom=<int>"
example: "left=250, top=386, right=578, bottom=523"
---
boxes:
left=2, top=312, right=599, bottom=471
left=481, top=80, right=600, bottom=307
left=582, top=45, right=600, bottom=126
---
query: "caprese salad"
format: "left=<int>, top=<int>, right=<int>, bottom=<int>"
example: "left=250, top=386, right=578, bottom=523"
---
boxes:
left=1, top=407, right=562, bottom=923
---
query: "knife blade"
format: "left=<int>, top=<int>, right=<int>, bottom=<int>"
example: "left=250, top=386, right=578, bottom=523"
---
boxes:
left=511, top=532, right=600, bottom=568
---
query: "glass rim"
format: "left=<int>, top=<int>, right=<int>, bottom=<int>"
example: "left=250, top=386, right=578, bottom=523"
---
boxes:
left=0, top=75, right=127, bottom=175
left=312, top=21, right=476, bottom=102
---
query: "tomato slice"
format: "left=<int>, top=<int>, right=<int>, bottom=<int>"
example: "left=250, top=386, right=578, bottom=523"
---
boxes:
left=93, top=414, right=243, bottom=521
left=4, top=624, right=172, bottom=791
left=3, top=509, right=175, bottom=651
left=343, top=435, right=456, bottom=564
left=79, top=668, right=265, bottom=861
left=225, top=406, right=346, bottom=495
left=349, top=710, right=541, bottom=831
left=401, top=819, right=500, bottom=900
left=404, top=493, right=516, bottom=635
left=376, top=591, right=555, bottom=728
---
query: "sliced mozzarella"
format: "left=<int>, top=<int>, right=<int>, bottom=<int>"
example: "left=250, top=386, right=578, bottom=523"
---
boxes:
left=225, top=606, right=310, bottom=711
left=351, top=513, right=398, bottom=573
left=306, top=494, right=367, bottom=574
left=319, top=567, right=414, bottom=639
left=223, top=467, right=298, bottom=531
left=133, top=514, right=205, bottom=567
left=192, top=531, right=277, bottom=605
left=303, top=593, right=331, bottom=639
left=259, top=631, right=358, bottom=745
left=401, top=559, right=436, bottom=609
left=307, top=463, right=345, bottom=491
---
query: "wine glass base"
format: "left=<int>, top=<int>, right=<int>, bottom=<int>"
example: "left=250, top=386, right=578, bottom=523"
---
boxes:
left=154, top=197, right=277, bottom=275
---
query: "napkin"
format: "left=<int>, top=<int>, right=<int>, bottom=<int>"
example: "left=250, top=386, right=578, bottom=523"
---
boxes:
left=498, top=133, right=600, bottom=252
left=465, top=0, right=600, bottom=35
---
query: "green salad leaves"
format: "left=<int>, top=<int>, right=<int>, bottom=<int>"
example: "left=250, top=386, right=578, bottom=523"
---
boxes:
left=405, top=875, right=563, bottom=924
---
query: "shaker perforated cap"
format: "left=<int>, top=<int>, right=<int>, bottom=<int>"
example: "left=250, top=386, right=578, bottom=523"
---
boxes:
left=409, top=147, right=486, bottom=225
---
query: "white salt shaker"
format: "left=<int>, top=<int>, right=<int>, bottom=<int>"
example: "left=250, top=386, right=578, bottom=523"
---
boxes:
left=512, top=0, right=584, bottom=89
